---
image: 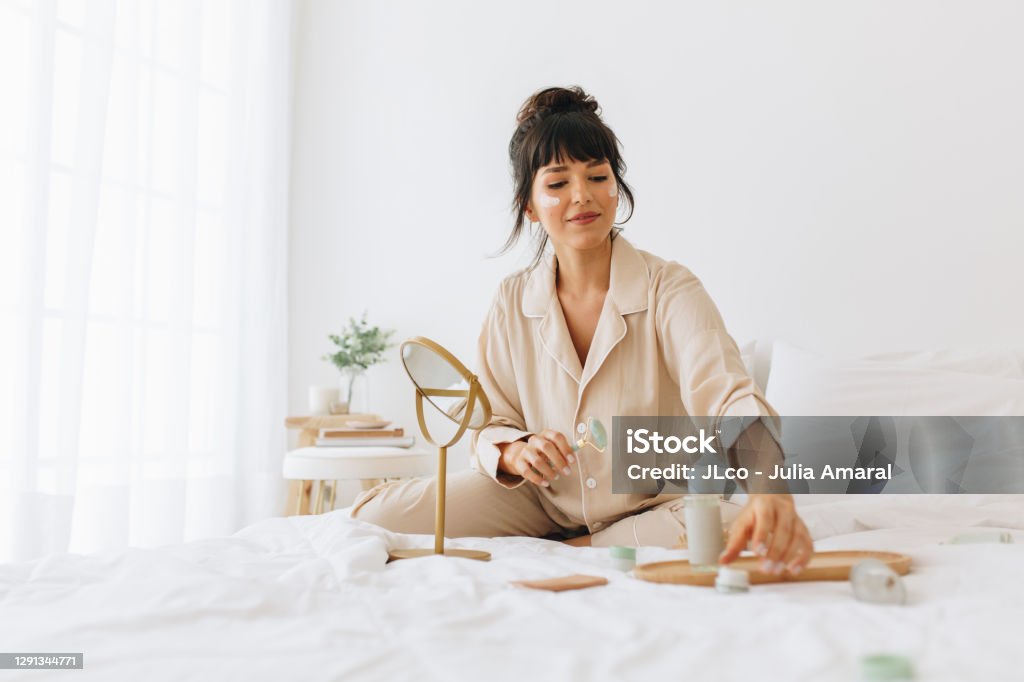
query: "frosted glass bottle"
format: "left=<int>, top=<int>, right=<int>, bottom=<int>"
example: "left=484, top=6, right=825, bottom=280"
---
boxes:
left=683, top=495, right=724, bottom=570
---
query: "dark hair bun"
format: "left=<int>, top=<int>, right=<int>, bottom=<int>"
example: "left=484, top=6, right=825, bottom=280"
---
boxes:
left=515, top=86, right=600, bottom=126
left=501, top=85, right=635, bottom=267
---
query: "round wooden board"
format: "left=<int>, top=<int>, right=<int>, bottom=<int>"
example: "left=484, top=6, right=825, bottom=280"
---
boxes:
left=634, top=550, right=911, bottom=586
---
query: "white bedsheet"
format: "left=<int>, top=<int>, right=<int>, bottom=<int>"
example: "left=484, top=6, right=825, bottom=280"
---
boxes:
left=2, top=496, right=1023, bottom=681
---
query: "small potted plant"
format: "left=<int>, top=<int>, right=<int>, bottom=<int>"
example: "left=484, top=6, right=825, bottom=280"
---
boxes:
left=323, top=313, right=395, bottom=414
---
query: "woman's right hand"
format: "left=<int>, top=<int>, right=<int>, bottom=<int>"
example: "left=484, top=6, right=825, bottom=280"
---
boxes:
left=498, top=431, right=575, bottom=487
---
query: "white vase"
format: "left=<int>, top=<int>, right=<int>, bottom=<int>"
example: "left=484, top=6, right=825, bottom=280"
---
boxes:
left=339, top=369, right=370, bottom=415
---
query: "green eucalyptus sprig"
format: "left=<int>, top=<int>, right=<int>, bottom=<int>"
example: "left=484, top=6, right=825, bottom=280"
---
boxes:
left=323, top=313, right=395, bottom=375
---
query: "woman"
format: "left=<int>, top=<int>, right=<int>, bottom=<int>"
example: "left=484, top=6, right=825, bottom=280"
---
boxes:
left=353, top=86, right=813, bottom=576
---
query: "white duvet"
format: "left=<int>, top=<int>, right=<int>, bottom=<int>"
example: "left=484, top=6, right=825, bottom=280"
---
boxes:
left=2, top=496, right=1023, bottom=682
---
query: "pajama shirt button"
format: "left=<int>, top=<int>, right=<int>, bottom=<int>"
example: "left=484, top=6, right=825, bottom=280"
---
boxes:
left=586, top=477, right=597, bottom=489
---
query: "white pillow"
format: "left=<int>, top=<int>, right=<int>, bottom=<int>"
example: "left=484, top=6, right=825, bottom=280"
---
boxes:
left=864, top=348, right=1024, bottom=380
left=765, top=340, right=1024, bottom=416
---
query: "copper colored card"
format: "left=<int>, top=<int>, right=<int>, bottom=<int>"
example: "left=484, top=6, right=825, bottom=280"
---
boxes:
left=511, top=574, right=609, bottom=592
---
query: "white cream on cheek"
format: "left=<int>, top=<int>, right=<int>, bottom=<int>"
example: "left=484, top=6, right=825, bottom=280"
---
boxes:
left=538, top=193, right=560, bottom=208
left=607, top=180, right=617, bottom=197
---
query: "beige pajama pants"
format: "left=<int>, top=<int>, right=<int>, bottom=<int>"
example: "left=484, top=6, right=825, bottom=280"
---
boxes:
left=350, top=469, right=743, bottom=548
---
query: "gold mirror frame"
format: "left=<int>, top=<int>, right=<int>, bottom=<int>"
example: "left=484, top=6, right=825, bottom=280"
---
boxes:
left=389, top=337, right=492, bottom=562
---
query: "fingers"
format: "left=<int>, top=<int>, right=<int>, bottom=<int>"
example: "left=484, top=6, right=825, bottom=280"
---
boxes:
left=513, top=450, right=549, bottom=487
left=511, top=430, right=577, bottom=489
left=781, top=524, right=814, bottom=576
left=542, top=430, right=576, bottom=468
left=522, top=432, right=575, bottom=485
left=714, top=498, right=814, bottom=577
left=762, top=508, right=793, bottom=576
left=535, top=431, right=572, bottom=475
left=719, top=508, right=754, bottom=564
left=523, top=437, right=559, bottom=485
left=748, top=497, right=812, bottom=577
left=748, top=500, right=775, bottom=562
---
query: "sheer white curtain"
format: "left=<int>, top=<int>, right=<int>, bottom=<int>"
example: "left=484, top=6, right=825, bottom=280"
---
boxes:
left=0, top=0, right=291, bottom=562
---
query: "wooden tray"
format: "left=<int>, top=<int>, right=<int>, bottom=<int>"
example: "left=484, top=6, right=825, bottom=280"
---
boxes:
left=634, top=550, right=911, bottom=586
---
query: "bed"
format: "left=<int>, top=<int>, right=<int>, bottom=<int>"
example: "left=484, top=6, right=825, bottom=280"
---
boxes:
left=3, top=341, right=1022, bottom=681
left=1, top=494, right=1023, bottom=681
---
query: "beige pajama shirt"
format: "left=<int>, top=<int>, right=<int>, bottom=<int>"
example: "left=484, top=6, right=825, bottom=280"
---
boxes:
left=352, top=236, right=776, bottom=547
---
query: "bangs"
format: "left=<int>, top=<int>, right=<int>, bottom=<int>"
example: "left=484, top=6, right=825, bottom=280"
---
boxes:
left=501, top=86, right=636, bottom=269
left=531, top=113, right=617, bottom=170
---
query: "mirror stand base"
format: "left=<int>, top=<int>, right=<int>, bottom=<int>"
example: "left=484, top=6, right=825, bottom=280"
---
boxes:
left=387, top=548, right=491, bottom=562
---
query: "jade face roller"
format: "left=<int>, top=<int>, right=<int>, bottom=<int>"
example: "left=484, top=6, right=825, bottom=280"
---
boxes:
left=572, top=417, right=608, bottom=452
left=528, top=418, right=607, bottom=484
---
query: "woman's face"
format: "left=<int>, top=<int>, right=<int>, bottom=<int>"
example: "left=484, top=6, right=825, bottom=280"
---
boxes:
left=525, top=156, right=618, bottom=253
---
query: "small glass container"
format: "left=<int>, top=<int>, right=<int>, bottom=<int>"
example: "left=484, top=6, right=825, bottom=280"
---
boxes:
left=860, top=654, right=914, bottom=680
left=850, top=559, right=906, bottom=605
left=945, top=531, right=1013, bottom=545
left=715, top=566, right=750, bottom=594
left=609, top=546, right=636, bottom=572
left=683, top=495, right=724, bottom=571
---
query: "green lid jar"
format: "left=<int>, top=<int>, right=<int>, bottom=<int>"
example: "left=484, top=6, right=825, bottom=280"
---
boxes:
left=609, top=546, right=636, bottom=572
left=860, top=654, right=913, bottom=681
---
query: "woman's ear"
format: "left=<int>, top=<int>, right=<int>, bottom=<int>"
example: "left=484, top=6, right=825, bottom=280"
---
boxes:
left=525, top=201, right=535, bottom=222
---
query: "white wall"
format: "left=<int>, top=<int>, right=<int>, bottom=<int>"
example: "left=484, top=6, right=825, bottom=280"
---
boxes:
left=288, top=1, right=1024, bottom=493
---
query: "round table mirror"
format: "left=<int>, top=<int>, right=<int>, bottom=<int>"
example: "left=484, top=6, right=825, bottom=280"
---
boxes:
left=401, top=340, right=490, bottom=430
left=390, top=337, right=492, bottom=562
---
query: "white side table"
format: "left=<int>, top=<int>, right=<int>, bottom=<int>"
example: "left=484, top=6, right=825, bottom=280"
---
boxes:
left=283, top=446, right=433, bottom=515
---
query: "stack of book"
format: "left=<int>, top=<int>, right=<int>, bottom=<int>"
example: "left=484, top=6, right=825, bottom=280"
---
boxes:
left=315, top=426, right=415, bottom=448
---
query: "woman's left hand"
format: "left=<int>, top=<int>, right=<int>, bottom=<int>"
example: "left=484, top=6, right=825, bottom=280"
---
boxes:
left=719, top=494, right=813, bottom=576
